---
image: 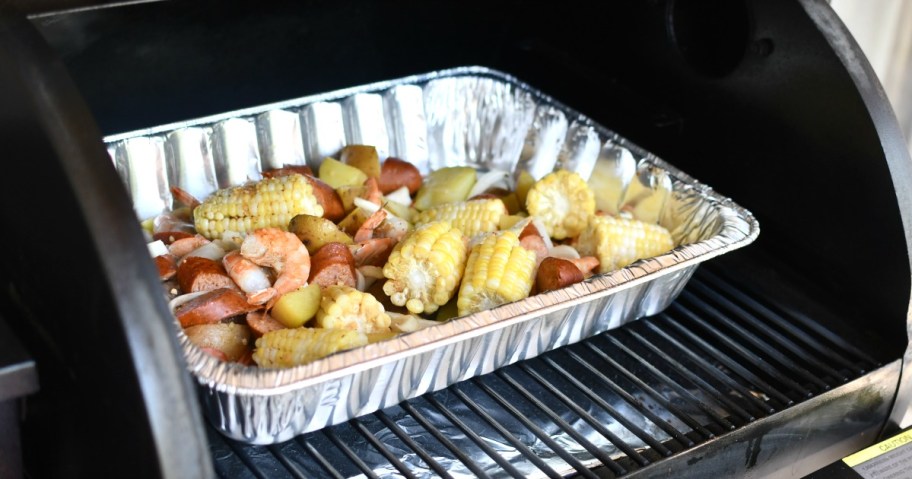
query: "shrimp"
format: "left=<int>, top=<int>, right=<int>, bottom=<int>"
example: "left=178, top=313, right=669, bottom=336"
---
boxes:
left=240, top=228, right=311, bottom=306
left=223, top=250, right=274, bottom=305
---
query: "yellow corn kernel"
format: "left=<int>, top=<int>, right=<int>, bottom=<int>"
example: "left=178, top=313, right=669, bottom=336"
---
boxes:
left=412, top=198, right=507, bottom=238
left=193, top=174, right=324, bottom=239
left=314, top=285, right=391, bottom=333
left=383, top=221, right=468, bottom=314
left=576, top=214, right=675, bottom=273
left=457, top=230, right=536, bottom=316
left=525, top=169, right=596, bottom=239
left=252, top=327, right=367, bottom=368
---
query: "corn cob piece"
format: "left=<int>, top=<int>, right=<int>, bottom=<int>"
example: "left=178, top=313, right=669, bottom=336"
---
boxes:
left=194, top=174, right=324, bottom=239
left=252, top=327, right=368, bottom=368
left=525, top=169, right=596, bottom=239
left=412, top=198, right=507, bottom=238
left=315, top=285, right=391, bottom=333
left=382, top=221, right=468, bottom=315
left=576, top=215, right=674, bottom=274
left=457, top=230, right=536, bottom=316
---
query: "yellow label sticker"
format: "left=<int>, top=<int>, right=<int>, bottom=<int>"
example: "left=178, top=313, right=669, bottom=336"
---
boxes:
left=844, top=431, right=912, bottom=468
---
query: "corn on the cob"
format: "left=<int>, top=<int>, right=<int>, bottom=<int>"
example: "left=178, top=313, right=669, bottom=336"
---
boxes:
left=194, top=174, right=324, bottom=239
left=525, top=170, right=595, bottom=239
left=314, top=285, right=391, bottom=333
left=252, top=327, right=367, bottom=368
left=382, top=221, right=468, bottom=315
left=576, top=215, right=674, bottom=274
left=457, top=230, right=536, bottom=316
left=412, top=198, right=507, bottom=238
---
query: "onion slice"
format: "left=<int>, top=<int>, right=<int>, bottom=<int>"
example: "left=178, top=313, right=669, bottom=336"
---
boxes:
left=468, top=170, right=510, bottom=198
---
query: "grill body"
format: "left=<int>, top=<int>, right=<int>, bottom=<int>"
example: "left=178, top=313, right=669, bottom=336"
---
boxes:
left=0, top=0, right=910, bottom=477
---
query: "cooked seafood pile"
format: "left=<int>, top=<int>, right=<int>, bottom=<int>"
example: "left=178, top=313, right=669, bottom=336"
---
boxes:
left=145, top=145, right=675, bottom=368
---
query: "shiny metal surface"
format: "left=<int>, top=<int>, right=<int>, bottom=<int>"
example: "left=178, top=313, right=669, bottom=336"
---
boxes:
left=106, top=66, right=759, bottom=444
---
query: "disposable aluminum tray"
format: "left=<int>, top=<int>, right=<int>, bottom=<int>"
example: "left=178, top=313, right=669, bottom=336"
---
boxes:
left=106, top=66, right=759, bottom=445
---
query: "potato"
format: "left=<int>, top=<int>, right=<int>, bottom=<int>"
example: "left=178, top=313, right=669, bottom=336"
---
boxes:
left=337, top=207, right=372, bottom=237
left=271, top=283, right=322, bottom=328
left=319, top=157, right=368, bottom=189
left=183, top=323, right=252, bottom=362
left=340, top=145, right=381, bottom=179
left=515, top=170, right=535, bottom=206
left=289, top=214, right=353, bottom=254
left=413, top=166, right=476, bottom=211
left=336, top=184, right=368, bottom=213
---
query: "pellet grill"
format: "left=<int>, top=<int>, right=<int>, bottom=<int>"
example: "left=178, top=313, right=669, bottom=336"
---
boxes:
left=0, top=0, right=910, bottom=478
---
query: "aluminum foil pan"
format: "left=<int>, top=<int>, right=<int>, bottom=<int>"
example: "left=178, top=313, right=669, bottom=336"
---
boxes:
left=105, top=66, right=759, bottom=445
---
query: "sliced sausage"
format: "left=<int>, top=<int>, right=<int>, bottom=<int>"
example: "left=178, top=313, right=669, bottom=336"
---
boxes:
left=379, top=157, right=422, bottom=194
left=245, top=309, right=287, bottom=337
left=177, top=256, right=237, bottom=293
left=304, top=174, right=345, bottom=222
left=309, top=242, right=357, bottom=288
left=155, top=254, right=178, bottom=281
left=262, top=165, right=314, bottom=178
left=536, top=257, right=584, bottom=293
left=174, top=288, right=257, bottom=327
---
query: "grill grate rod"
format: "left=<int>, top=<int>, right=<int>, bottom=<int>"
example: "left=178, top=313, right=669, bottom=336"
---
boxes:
left=601, top=334, right=737, bottom=431
left=422, top=393, right=528, bottom=478
left=538, top=355, right=676, bottom=457
left=622, top=328, right=756, bottom=423
left=472, top=377, right=603, bottom=479
left=641, top=320, right=776, bottom=415
left=451, top=384, right=565, bottom=479
left=697, top=269, right=878, bottom=371
left=373, top=409, right=454, bottom=479
left=669, top=302, right=813, bottom=399
left=516, top=361, right=652, bottom=466
left=678, top=291, right=830, bottom=391
left=660, top=311, right=794, bottom=406
left=398, top=400, right=495, bottom=479
left=582, top=341, right=716, bottom=439
left=297, top=438, right=346, bottom=479
left=322, top=428, right=382, bottom=479
left=349, top=420, right=419, bottom=479
left=561, top=348, right=695, bottom=447
left=686, top=280, right=848, bottom=382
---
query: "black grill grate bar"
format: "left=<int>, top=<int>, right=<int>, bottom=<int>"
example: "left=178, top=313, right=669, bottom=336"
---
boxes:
left=622, top=327, right=756, bottom=423
left=296, top=438, right=346, bottom=479
left=678, top=290, right=830, bottom=391
left=669, top=302, right=814, bottom=399
left=658, top=313, right=794, bottom=407
left=581, top=341, right=716, bottom=440
left=697, top=269, right=877, bottom=370
left=451, top=385, right=565, bottom=479
left=421, top=393, right=528, bottom=478
left=206, top=427, right=260, bottom=478
left=373, top=410, right=454, bottom=479
left=641, top=320, right=776, bottom=415
left=494, top=369, right=628, bottom=475
left=350, top=420, right=419, bottom=479
left=516, top=361, right=652, bottom=466
left=472, top=377, right=604, bottom=479
left=539, top=355, right=675, bottom=457
left=601, top=334, right=738, bottom=430
left=562, top=348, right=695, bottom=447
left=322, top=428, right=382, bottom=479
left=686, top=280, right=848, bottom=382
left=398, top=401, right=494, bottom=479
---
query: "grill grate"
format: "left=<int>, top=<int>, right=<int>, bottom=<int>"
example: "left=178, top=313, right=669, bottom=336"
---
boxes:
left=208, top=267, right=883, bottom=478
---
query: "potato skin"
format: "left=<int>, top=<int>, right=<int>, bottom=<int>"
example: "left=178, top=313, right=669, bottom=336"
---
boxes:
left=341, top=145, right=381, bottom=179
